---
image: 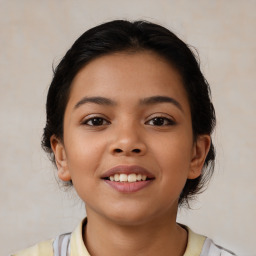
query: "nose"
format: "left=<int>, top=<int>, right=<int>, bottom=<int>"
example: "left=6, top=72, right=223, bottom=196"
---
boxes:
left=109, top=124, right=147, bottom=156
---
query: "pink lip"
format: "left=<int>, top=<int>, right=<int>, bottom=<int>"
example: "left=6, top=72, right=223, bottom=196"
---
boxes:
left=104, top=179, right=153, bottom=193
left=101, top=165, right=155, bottom=193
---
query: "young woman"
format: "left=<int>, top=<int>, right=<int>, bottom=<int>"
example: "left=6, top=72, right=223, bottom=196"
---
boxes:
left=13, top=20, right=235, bottom=256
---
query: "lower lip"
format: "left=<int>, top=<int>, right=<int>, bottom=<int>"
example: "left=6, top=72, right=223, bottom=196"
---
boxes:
left=104, top=180, right=153, bottom=193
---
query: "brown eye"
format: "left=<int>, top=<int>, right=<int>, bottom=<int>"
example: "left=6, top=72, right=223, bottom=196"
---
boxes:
left=146, top=117, right=175, bottom=126
left=84, top=117, right=109, bottom=126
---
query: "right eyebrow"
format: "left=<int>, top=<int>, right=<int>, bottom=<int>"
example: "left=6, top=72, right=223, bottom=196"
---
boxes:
left=74, top=96, right=116, bottom=110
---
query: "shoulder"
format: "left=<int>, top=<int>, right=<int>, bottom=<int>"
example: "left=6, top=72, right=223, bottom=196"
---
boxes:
left=10, top=219, right=86, bottom=256
left=11, top=239, right=54, bottom=256
left=201, top=237, right=236, bottom=256
left=183, top=225, right=236, bottom=256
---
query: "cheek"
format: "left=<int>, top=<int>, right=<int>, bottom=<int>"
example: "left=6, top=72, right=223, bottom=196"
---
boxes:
left=157, top=150, right=192, bottom=204
left=150, top=130, right=193, bottom=183
left=152, top=130, right=193, bottom=165
left=64, top=139, right=104, bottom=201
left=64, top=132, right=107, bottom=179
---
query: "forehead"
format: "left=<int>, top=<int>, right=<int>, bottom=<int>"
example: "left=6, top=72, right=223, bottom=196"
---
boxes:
left=67, top=51, right=189, bottom=111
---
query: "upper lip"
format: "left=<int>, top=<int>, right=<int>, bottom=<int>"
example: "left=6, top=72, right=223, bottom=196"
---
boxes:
left=101, top=165, right=155, bottom=179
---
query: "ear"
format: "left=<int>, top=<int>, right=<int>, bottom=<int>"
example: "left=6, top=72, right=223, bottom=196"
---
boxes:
left=188, top=135, right=211, bottom=179
left=50, top=135, right=71, bottom=182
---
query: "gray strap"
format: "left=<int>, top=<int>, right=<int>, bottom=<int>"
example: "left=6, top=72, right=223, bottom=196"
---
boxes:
left=53, top=233, right=71, bottom=256
left=200, top=238, right=236, bottom=256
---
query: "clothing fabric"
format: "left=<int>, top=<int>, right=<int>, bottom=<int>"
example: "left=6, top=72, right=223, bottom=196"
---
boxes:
left=11, top=219, right=235, bottom=256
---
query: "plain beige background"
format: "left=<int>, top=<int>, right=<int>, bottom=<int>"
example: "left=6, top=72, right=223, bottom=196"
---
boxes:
left=1, top=0, right=255, bottom=255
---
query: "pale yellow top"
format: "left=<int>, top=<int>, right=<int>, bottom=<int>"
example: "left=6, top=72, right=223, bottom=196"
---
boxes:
left=12, top=220, right=206, bottom=256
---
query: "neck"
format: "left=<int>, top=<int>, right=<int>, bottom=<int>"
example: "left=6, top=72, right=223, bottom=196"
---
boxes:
left=83, top=208, right=187, bottom=256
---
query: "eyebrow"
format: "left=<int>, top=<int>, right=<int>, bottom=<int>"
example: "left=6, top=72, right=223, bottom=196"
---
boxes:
left=140, top=96, right=184, bottom=112
left=74, top=95, right=183, bottom=112
left=74, top=96, right=116, bottom=109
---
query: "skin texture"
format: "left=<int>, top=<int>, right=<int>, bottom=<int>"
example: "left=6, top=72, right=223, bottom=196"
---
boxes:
left=51, top=51, right=211, bottom=256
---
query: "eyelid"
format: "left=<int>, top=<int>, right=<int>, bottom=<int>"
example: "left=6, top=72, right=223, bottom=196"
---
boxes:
left=145, top=112, right=176, bottom=121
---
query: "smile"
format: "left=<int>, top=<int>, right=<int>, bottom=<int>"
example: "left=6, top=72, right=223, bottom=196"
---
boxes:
left=101, top=165, right=155, bottom=193
left=107, top=173, right=148, bottom=182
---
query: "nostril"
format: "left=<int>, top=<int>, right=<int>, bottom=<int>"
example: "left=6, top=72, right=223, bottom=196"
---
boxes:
left=113, top=148, right=142, bottom=154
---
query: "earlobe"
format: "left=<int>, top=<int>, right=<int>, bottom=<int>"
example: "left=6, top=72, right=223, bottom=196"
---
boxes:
left=188, top=135, right=211, bottom=179
left=50, top=135, right=71, bottom=182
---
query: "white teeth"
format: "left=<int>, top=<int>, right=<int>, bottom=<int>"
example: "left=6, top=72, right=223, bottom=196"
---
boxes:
left=114, top=174, right=120, bottom=181
left=136, top=174, right=142, bottom=181
left=128, top=173, right=137, bottom=182
left=120, top=174, right=128, bottom=182
left=108, top=173, right=149, bottom=182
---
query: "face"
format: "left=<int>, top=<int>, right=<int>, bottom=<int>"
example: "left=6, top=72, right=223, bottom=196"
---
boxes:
left=51, top=51, right=210, bottom=225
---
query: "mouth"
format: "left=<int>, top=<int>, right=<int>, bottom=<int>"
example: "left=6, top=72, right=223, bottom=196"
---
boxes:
left=103, top=173, right=153, bottom=182
left=101, top=165, right=155, bottom=193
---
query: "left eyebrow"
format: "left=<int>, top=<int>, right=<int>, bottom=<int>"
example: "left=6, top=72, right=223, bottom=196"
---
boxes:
left=140, top=96, right=184, bottom=112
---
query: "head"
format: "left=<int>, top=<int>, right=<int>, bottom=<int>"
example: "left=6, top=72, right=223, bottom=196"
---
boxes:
left=42, top=20, right=216, bottom=207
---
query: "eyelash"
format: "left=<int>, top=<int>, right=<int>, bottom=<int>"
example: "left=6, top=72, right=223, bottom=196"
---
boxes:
left=82, top=116, right=175, bottom=127
left=82, top=117, right=110, bottom=126
left=145, top=116, right=176, bottom=126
